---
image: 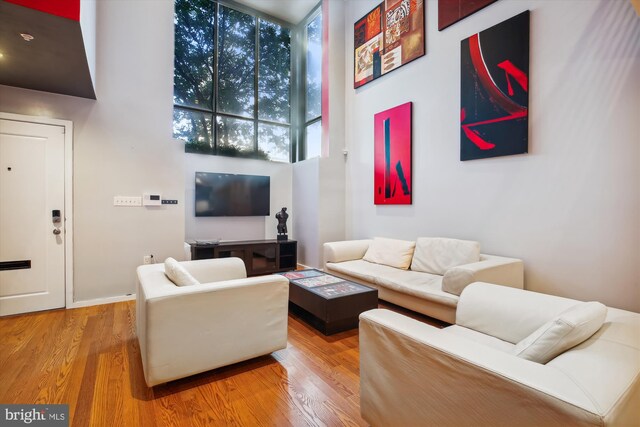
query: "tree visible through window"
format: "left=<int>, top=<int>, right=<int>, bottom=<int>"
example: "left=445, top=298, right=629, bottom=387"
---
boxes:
left=173, top=0, right=291, bottom=162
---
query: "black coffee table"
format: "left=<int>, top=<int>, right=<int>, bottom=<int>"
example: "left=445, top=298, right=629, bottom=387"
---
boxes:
left=282, top=269, right=378, bottom=335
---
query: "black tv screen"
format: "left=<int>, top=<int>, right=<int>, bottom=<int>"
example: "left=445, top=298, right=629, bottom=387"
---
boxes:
left=195, top=172, right=270, bottom=217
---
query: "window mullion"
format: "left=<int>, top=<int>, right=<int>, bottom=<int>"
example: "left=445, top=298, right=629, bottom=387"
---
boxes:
left=213, top=1, right=219, bottom=154
left=300, top=21, right=308, bottom=161
left=254, top=17, right=260, bottom=153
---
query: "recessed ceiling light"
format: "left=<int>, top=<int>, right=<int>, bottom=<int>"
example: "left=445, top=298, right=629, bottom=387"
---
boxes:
left=20, top=33, right=34, bottom=42
left=0, top=53, right=4, bottom=59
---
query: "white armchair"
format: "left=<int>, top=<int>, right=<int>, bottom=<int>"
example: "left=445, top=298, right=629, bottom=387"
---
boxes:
left=359, top=282, right=640, bottom=426
left=136, top=257, right=289, bottom=386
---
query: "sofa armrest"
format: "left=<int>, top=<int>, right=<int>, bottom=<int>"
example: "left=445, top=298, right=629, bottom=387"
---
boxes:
left=442, top=254, right=523, bottom=296
left=138, top=274, right=289, bottom=386
left=323, top=239, right=372, bottom=266
left=359, top=309, right=602, bottom=427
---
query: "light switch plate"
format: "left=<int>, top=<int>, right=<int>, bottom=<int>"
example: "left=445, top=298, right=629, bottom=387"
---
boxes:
left=114, top=196, right=142, bottom=207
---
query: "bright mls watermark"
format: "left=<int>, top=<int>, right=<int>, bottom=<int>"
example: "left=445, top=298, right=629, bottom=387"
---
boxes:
left=1, top=405, right=68, bottom=426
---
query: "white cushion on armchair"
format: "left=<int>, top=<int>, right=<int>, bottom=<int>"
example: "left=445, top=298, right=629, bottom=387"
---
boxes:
left=513, top=301, right=607, bottom=364
left=164, top=257, right=199, bottom=286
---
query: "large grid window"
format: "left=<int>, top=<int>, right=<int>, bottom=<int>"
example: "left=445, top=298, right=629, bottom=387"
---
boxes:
left=173, top=0, right=291, bottom=162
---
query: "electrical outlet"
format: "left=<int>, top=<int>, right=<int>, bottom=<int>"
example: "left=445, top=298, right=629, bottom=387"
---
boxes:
left=143, top=255, right=152, bottom=265
left=114, top=196, right=142, bottom=207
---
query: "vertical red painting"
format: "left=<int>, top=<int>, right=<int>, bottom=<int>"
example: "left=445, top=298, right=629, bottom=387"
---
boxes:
left=374, top=102, right=412, bottom=205
left=438, top=0, right=498, bottom=31
left=460, top=11, right=529, bottom=161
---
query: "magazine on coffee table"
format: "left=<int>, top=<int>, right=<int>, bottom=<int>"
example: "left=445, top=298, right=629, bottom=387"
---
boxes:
left=282, top=270, right=323, bottom=280
left=293, top=275, right=344, bottom=288
left=311, top=282, right=371, bottom=298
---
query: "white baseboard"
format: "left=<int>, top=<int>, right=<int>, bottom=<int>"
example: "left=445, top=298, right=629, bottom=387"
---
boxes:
left=297, top=263, right=314, bottom=270
left=68, top=294, right=136, bottom=309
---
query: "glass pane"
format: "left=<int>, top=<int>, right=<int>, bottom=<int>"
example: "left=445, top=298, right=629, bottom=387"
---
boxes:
left=305, top=121, right=322, bottom=159
left=173, top=0, right=214, bottom=110
left=259, top=21, right=290, bottom=124
left=216, top=115, right=257, bottom=157
left=252, top=246, right=277, bottom=272
left=217, top=6, right=256, bottom=118
left=258, top=123, right=290, bottom=162
left=173, top=107, right=214, bottom=154
left=306, top=13, right=322, bottom=121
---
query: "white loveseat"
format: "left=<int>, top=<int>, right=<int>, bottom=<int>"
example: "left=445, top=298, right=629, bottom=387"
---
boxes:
left=324, top=237, right=523, bottom=323
left=136, top=257, right=289, bottom=386
left=359, top=283, right=640, bottom=426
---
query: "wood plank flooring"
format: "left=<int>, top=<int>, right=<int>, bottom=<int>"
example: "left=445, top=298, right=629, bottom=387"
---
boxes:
left=0, top=301, right=445, bottom=426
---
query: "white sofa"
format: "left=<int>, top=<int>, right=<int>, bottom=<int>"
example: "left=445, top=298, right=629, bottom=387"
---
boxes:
left=136, top=257, right=289, bottom=386
left=324, top=238, right=523, bottom=323
left=359, top=282, right=640, bottom=426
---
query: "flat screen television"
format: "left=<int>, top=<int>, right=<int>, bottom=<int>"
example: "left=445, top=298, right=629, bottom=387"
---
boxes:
left=195, top=172, right=270, bottom=217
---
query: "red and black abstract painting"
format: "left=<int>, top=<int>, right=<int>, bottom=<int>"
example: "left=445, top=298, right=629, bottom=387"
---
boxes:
left=438, top=0, right=499, bottom=31
left=374, top=102, right=412, bottom=205
left=460, top=11, right=529, bottom=161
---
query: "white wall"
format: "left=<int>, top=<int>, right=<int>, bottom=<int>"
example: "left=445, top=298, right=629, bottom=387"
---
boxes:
left=80, top=0, right=96, bottom=88
left=292, top=0, right=347, bottom=268
left=293, top=158, right=320, bottom=266
left=184, top=154, right=292, bottom=241
left=344, top=0, right=640, bottom=311
left=0, top=0, right=185, bottom=302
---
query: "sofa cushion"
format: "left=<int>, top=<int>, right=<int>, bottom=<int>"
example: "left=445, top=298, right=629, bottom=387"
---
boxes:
left=513, top=301, right=607, bottom=364
left=410, top=238, right=480, bottom=275
left=375, top=270, right=459, bottom=308
left=164, top=257, right=200, bottom=286
left=326, top=260, right=458, bottom=308
left=363, top=237, right=416, bottom=270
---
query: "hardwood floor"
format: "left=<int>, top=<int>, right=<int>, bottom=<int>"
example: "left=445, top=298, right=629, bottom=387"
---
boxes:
left=0, top=301, right=445, bottom=426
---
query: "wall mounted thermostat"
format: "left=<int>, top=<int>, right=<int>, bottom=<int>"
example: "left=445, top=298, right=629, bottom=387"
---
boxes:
left=143, top=193, right=162, bottom=206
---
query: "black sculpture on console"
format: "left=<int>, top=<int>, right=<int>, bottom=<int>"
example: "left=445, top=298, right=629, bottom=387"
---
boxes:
left=276, top=207, right=289, bottom=241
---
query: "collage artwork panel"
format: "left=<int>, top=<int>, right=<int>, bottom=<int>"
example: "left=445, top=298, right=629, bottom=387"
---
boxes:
left=354, top=0, right=425, bottom=88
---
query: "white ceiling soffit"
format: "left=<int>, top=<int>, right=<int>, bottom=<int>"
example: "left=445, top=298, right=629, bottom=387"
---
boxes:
left=232, top=0, right=320, bottom=24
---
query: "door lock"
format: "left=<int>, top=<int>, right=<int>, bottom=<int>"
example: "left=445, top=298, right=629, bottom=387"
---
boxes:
left=53, top=229, right=61, bottom=235
left=52, top=210, right=61, bottom=223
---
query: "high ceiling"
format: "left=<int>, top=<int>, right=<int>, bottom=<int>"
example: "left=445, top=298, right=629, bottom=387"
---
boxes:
left=233, top=0, right=319, bottom=24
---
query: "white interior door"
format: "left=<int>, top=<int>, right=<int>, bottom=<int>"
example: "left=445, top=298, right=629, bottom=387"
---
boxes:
left=0, top=119, right=66, bottom=316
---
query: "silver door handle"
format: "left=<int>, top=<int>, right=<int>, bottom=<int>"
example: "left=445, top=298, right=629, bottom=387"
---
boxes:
left=53, top=229, right=61, bottom=235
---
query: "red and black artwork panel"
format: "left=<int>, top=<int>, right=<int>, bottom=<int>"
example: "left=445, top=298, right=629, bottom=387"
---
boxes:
left=438, top=0, right=499, bottom=31
left=460, top=10, right=529, bottom=161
